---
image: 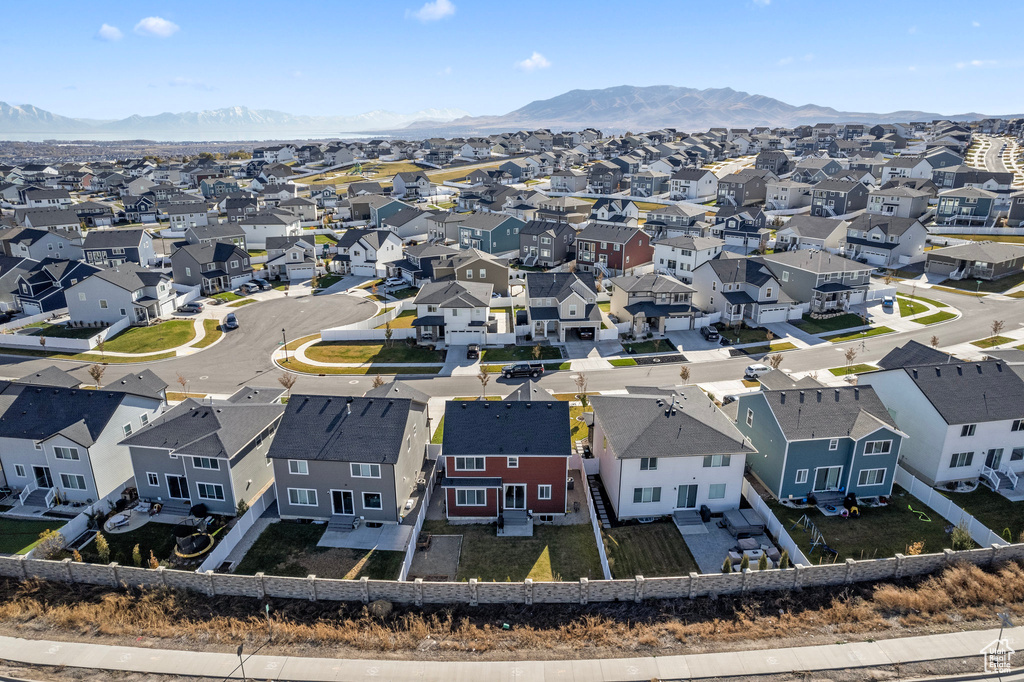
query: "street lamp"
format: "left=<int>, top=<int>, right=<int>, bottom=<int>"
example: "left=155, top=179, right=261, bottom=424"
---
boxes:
left=282, top=328, right=288, bottom=363
left=236, top=643, right=246, bottom=681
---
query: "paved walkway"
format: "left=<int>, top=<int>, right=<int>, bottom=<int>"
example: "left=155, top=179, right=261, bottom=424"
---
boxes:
left=0, top=626, right=1017, bottom=680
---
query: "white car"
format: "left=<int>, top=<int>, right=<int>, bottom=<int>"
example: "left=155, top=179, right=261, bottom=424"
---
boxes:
left=383, top=277, right=405, bottom=288
left=744, top=363, right=772, bottom=381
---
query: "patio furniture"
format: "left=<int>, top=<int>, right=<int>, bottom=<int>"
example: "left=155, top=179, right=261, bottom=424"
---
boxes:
left=105, top=513, right=130, bottom=531
left=135, top=501, right=152, bottom=515
left=763, top=545, right=782, bottom=563
left=727, top=551, right=742, bottom=566
left=736, top=537, right=759, bottom=552
left=724, top=509, right=763, bottom=537
left=739, top=508, right=766, bottom=534
left=416, top=532, right=432, bottom=551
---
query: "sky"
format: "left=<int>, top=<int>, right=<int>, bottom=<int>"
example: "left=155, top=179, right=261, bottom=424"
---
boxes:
left=3, top=0, right=1023, bottom=120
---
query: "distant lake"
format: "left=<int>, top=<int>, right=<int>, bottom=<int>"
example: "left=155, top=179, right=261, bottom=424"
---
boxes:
left=0, top=130, right=389, bottom=143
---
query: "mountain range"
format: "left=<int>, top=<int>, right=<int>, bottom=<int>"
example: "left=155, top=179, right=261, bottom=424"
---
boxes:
left=0, top=85, right=1018, bottom=140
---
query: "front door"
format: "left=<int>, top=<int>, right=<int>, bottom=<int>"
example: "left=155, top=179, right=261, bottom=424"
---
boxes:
left=676, top=484, right=698, bottom=509
left=986, top=449, right=1004, bottom=469
left=332, top=490, right=354, bottom=515
left=813, top=466, right=843, bottom=492
left=503, top=484, right=526, bottom=510
left=33, top=466, right=53, bottom=488
left=166, top=475, right=189, bottom=500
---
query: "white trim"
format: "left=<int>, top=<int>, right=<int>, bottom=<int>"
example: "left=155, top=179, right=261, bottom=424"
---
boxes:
left=795, top=468, right=808, bottom=485
left=350, top=462, right=381, bottom=478
left=288, top=487, right=318, bottom=507
left=146, top=472, right=159, bottom=487
left=165, top=473, right=189, bottom=500
left=288, top=459, right=308, bottom=475
left=857, top=468, right=887, bottom=487
left=455, top=488, right=488, bottom=506
left=330, top=489, right=355, bottom=515
left=60, top=473, right=87, bottom=490
left=538, top=484, right=552, bottom=500
left=361, top=491, right=383, bottom=510
left=196, top=481, right=225, bottom=501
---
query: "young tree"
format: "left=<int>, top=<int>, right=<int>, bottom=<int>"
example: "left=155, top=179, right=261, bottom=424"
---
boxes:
left=679, top=365, right=691, bottom=385
left=477, top=367, right=491, bottom=399
left=34, top=529, right=65, bottom=560
left=96, top=339, right=106, bottom=362
left=844, top=347, right=858, bottom=376
left=277, top=372, right=297, bottom=395
left=930, top=335, right=940, bottom=349
left=95, top=532, right=110, bottom=564
left=371, top=375, right=386, bottom=388
left=779, top=550, right=791, bottom=570
left=991, top=319, right=1005, bottom=339
left=765, top=330, right=774, bottom=343
left=384, top=321, right=394, bottom=348
left=532, top=343, right=542, bottom=362
left=652, top=338, right=663, bottom=354
left=766, top=353, right=783, bottom=370
left=176, top=373, right=188, bottom=396
left=595, top=270, right=604, bottom=291
left=132, top=543, right=142, bottom=567
left=87, top=364, right=105, bottom=388
left=883, top=270, right=896, bottom=286
left=38, top=336, right=45, bottom=348
left=757, top=553, right=769, bottom=571
left=574, top=372, right=589, bottom=407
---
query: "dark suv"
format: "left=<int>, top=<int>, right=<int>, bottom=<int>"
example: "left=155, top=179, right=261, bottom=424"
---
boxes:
left=700, top=326, right=720, bottom=341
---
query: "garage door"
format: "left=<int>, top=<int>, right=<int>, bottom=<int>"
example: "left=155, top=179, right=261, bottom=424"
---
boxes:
left=447, top=329, right=485, bottom=345
left=862, top=251, right=887, bottom=267
left=289, top=266, right=315, bottom=281
left=757, top=306, right=789, bottom=324
left=21, top=302, right=41, bottom=316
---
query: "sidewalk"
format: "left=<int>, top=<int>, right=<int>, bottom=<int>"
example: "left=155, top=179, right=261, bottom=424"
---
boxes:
left=0, top=625, right=1016, bottom=680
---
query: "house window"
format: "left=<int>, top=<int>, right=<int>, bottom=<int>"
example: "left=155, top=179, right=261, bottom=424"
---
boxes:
left=703, top=454, right=731, bottom=468
left=507, top=457, right=519, bottom=468
left=351, top=463, right=381, bottom=478
left=864, top=440, right=892, bottom=455
left=362, top=492, right=383, bottom=510
left=766, top=287, right=773, bottom=298
left=454, top=456, right=485, bottom=471
left=828, top=439, right=839, bottom=451
left=479, top=269, right=486, bottom=278
left=192, top=457, right=220, bottom=470
left=961, top=424, right=977, bottom=437
left=99, top=299, right=108, bottom=309
left=795, top=469, right=808, bottom=484
left=288, top=460, right=308, bottom=475
left=950, top=451, right=974, bottom=468
left=288, top=488, right=318, bottom=506
left=196, top=483, right=225, bottom=501
left=640, top=457, right=658, bottom=471
left=185, top=267, right=191, bottom=277
left=141, top=413, right=149, bottom=426
left=60, top=473, right=87, bottom=490
left=465, top=269, right=472, bottom=279
left=14, top=464, right=26, bottom=478
left=1012, top=419, right=1024, bottom=432
left=858, top=469, right=886, bottom=486
left=708, top=483, right=726, bottom=499
left=568, top=305, right=577, bottom=316
left=146, top=472, right=159, bottom=486
left=746, top=409, right=753, bottom=427
left=54, top=446, right=80, bottom=460
left=632, top=487, right=661, bottom=504
left=1011, top=448, right=1024, bottom=462
left=455, top=489, right=487, bottom=506
left=538, top=484, right=552, bottom=500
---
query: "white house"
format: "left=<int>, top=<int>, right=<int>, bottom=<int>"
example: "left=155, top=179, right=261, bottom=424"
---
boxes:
left=239, top=210, right=302, bottom=249
left=65, top=266, right=176, bottom=326
left=589, top=390, right=754, bottom=519
left=652, top=235, right=724, bottom=283
left=860, top=360, right=1024, bottom=487
left=411, top=280, right=493, bottom=345
left=333, top=229, right=403, bottom=277
left=669, top=168, right=718, bottom=201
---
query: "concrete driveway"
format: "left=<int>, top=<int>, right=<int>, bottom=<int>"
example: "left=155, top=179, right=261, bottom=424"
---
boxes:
left=442, top=345, right=481, bottom=376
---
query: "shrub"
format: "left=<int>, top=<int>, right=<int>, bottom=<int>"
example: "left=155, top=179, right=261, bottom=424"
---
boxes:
left=71, top=549, right=83, bottom=563
left=757, top=554, right=769, bottom=571
left=779, top=550, right=790, bottom=570
left=951, top=520, right=973, bottom=550
left=95, top=532, right=110, bottom=564
left=906, top=541, right=924, bottom=556
left=236, top=499, right=250, bottom=517
left=740, top=554, right=750, bottom=572
left=34, top=529, right=65, bottom=560
left=132, top=544, right=142, bottom=568
left=722, top=558, right=732, bottom=573
left=148, top=550, right=160, bottom=570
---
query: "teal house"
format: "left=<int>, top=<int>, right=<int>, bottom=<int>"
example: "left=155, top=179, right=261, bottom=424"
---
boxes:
left=735, top=386, right=905, bottom=501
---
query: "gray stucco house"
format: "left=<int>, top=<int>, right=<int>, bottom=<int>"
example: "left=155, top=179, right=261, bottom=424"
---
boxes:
left=843, top=214, right=928, bottom=268
left=65, top=266, right=176, bottom=325
left=171, top=242, right=253, bottom=295
left=736, top=386, right=904, bottom=501
left=518, top=220, right=575, bottom=267
left=761, top=250, right=871, bottom=314
left=268, top=395, right=430, bottom=526
left=121, top=391, right=285, bottom=515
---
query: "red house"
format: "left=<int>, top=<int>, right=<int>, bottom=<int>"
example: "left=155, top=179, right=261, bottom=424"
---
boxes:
left=440, top=397, right=569, bottom=523
left=575, top=224, right=653, bottom=276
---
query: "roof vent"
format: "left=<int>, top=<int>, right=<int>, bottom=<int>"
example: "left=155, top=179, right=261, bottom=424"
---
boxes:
left=799, top=390, right=805, bottom=403
left=506, top=403, right=512, bottom=409
left=525, top=403, right=531, bottom=408
left=461, top=403, right=467, bottom=409
left=911, top=369, right=918, bottom=379
left=977, top=364, right=983, bottom=373
left=957, top=366, right=963, bottom=375
left=547, top=403, right=552, bottom=409
left=780, top=391, right=786, bottom=403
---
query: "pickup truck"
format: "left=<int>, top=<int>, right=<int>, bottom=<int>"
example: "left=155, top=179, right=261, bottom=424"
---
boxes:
left=501, top=363, right=544, bottom=379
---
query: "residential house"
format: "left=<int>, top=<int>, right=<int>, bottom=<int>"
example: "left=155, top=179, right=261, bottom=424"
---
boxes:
left=21, top=208, right=83, bottom=232
left=669, top=168, right=718, bottom=201
left=861, top=361, right=1024, bottom=487
left=549, top=169, right=588, bottom=193
left=608, top=273, right=696, bottom=335
left=184, top=224, right=247, bottom=250
left=1007, top=190, right=1024, bottom=227
left=879, top=156, right=934, bottom=183
left=589, top=198, right=640, bottom=227
left=716, top=168, right=772, bottom=207
left=457, top=213, right=525, bottom=255
left=425, top=211, right=468, bottom=242
left=924, top=241, right=1024, bottom=281
left=392, top=171, right=431, bottom=199
left=810, top=179, right=869, bottom=217
left=264, top=236, right=318, bottom=281
left=82, top=229, right=157, bottom=267
left=24, top=188, right=72, bottom=208
left=934, top=187, right=998, bottom=227
left=277, top=197, right=319, bottom=222
left=932, top=165, right=1014, bottom=191
left=517, top=220, right=575, bottom=268
left=65, top=266, right=176, bottom=325
left=761, top=250, right=872, bottom=313
left=239, top=210, right=302, bottom=249
left=171, top=242, right=253, bottom=295
left=0, top=226, right=83, bottom=261
left=199, top=177, right=241, bottom=198
left=587, top=161, right=623, bottom=194
left=411, top=280, right=493, bottom=345
left=575, top=224, right=652, bottom=276
left=524, top=272, right=600, bottom=342
left=736, top=386, right=904, bottom=501
left=0, top=377, right=165, bottom=505
left=269, top=395, right=430, bottom=524
left=652, top=235, right=724, bottom=283
left=589, top=389, right=754, bottom=519
left=380, top=207, right=432, bottom=240
left=691, top=255, right=794, bottom=325
left=390, top=243, right=459, bottom=285
left=15, top=259, right=102, bottom=316
left=765, top=179, right=812, bottom=210
left=122, top=396, right=284, bottom=515
left=754, top=150, right=791, bottom=175
left=643, top=204, right=706, bottom=240
left=791, top=158, right=843, bottom=184
left=631, top=171, right=670, bottom=198
left=441, top=398, right=569, bottom=522
left=431, top=248, right=510, bottom=295
left=774, top=216, right=847, bottom=253
left=534, top=195, right=591, bottom=225
left=866, top=186, right=931, bottom=220
left=333, top=229, right=403, bottom=277
left=843, top=214, right=928, bottom=267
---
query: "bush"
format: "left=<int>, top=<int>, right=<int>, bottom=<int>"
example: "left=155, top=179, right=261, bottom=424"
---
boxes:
left=722, top=558, right=732, bottom=573
left=95, top=532, right=110, bottom=564
left=132, top=544, right=142, bottom=568
left=740, top=554, right=750, bottom=572
left=34, top=529, right=65, bottom=560
left=236, top=499, right=250, bottom=517
left=779, top=550, right=790, bottom=570
left=758, top=554, right=769, bottom=571
left=951, top=520, right=972, bottom=551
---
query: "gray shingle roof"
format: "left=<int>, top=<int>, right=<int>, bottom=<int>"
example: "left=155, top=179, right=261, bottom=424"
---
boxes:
left=525, top=272, right=597, bottom=301
left=755, top=386, right=898, bottom=440
left=414, top=280, right=492, bottom=308
left=892, top=361, right=1024, bottom=424
left=927, top=241, right=1024, bottom=263
left=442, top=400, right=570, bottom=457
left=780, top=216, right=845, bottom=240
left=762, top=250, right=869, bottom=274
left=82, top=228, right=149, bottom=249
left=267, top=395, right=425, bottom=464
left=876, top=341, right=954, bottom=371
left=120, top=400, right=284, bottom=458
left=16, top=366, right=81, bottom=388
left=0, top=385, right=145, bottom=447
left=591, top=389, right=753, bottom=458
left=363, top=380, right=432, bottom=405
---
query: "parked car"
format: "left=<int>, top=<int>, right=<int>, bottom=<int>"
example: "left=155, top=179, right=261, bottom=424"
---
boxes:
left=0, top=309, right=20, bottom=324
left=576, top=327, right=595, bottom=341
left=700, top=326, right=720, bottom=341
left=881, top=296, right=895, bottom=310
left=249, top=278, right=271, bottom=291
left=466, top=344, right=480, bottom=359
left=501, top=363, right=544, bottom=379
left=744, top=363, right=772, bottom=381
left=177, top=302, right=204, bottom=314
left=383, top=277, right=405, bottom=288
left=224, top=313, right=239, bottom=330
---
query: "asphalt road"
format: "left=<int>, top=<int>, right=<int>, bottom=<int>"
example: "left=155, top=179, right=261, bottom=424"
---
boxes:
left=1, top=280, right=1021, bottom=399
left=983, top=138, right=1009, bottom=174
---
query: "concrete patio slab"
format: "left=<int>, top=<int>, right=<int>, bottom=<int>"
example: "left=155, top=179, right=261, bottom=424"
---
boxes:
left=318, top=523, right=413, bottom=551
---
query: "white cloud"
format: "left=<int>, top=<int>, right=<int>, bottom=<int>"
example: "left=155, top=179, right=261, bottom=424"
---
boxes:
left=777, top=56, right=794, bottom=66
left=957, top=59, right=997, bottom=69
left=908, top=65, right=917, bottom=72
left=96, top=24, right=123, bottom=41
left=135, top=16, right=179, bottom=38
left=407, top=0, right=455, bottom=22
left=516, top=52, right=551, bottom=71
left=972, top=20, right=981, bottom=27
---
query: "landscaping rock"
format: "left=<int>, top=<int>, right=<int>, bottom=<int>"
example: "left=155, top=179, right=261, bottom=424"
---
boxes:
left=369, top=599, right=393, bottom=618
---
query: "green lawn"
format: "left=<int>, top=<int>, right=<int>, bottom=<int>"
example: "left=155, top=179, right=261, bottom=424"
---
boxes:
left=192, top=319, right=223, bottom=349
left=314, top=274, right=343, bottom=290
left=431, top=415, right=446, bottom=444
left=939, top=271, right=1024, bottom=293
left=247, top=249, right=267, bottom=258
left=210, top=291, right=245, bottom=302
left=971, top=335, right=1014, bottom=349
left=228, top=299, right=256, bottom=308
left=277, top=358, right=440, bottom=376
left=421, top=520, right=603, bottom=582
left=769, top=486, right=962, bottom=563
left=609, top=358, right=638, bottom=367
left=234, top=522, right=402, bottom=580
left=0, top=347, right=176, bottom=364
left=828, top=363, right=877, bottom=376
left=602, top=522, right=699, bottom=578
left=740, top=341, right=798, bottom=355
left=83, top=524, right=178, bottom=565
left=375, top=309, right=416, bottom=329
left=902, top=293, right=948, bottom=308
left=897, top=297, right=928, bottom=317
left=622, top=340, right=675, bottom=354
left=481, top=344, right=562, bottom=362
left=304, top=340, right=444, bottom=364
left=950, top=485, right=1024, bottom=542
left=913, top=311, right=957, bottom=325
left=569, top=404, right=591, bottom=441
left=713, top=324, right=776, bottom=345
left=930, top=286, right=987, bottom=297
left=824, top=326, right=894, bottom=343
left=793, top=314, right=867, bottom=335
left=314, top=234, right=338, bottom=245
left=0, top=518, right=66, bottom=555
left=387, top=287, right=419, bottom=300
left=29, top=324, right=98, bottom=339
left=597, top=301, right=611, bottom=313
left=102, top=320, right=196, bottom=354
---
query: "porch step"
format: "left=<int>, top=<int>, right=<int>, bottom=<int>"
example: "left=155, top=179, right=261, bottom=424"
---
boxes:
left=327, top=515, right=359, bottom=532
left=23, top=489, right=50, bottom=507
left=155, top=500, right=191, bottom=516
left=996, top=471, right=1015, bottom=491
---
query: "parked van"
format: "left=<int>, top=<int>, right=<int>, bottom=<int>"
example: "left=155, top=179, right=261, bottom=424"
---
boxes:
left=744, top=363, right=772, bottom=381
left=881, top=296, right=895, bottom=310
